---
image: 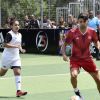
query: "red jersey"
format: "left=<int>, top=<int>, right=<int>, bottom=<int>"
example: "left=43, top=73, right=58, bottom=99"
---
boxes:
left=65, top=27, right=98, bottom=60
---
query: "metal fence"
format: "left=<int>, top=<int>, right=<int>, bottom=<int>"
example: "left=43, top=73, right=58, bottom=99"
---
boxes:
left=0, top=0, right=100, bottom=28
left=69, top=2, right=82, bottom=18
left=56, top=7, right=69, bottom=25
left=56, top=0, right=100, bottom=24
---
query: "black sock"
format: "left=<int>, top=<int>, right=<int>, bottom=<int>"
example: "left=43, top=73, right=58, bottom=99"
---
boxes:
left=95, top=47, right=100, bottom=58
left=74, top=90, right=81, bottom=97
left=17, top=90, right=20, bottom=92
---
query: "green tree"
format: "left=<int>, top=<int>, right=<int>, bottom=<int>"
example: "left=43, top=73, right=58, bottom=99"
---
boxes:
left=1, top=0, right=48, bottom=27
left=1, top=0, right=78, bottom=28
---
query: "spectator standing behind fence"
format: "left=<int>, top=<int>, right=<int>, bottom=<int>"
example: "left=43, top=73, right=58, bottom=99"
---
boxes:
left=29, top=15, right=40, bottom=29
left=57, top=17, right=66, bottom=55
left=96, top=10, right=100, bottom=40
left=4, top=17, right=11, bottom=29
left=43, top=16, right=48, bottom=28
left=51, top=21, right=57, bottom=29
left=72, top=18, right=78, bottom=28
left=67, top=14, right=74, bottom=28
left=43, top=19, right=57, bottom=29
left=88, top=10, right=100, bottom=60
left=43, top=16, right=48, bottom=23
left=59, top=33, right=64, bottom=55
left=46, top=19, right=52, bottom=29
left=57, top=17, right=66, bottom=29
left=67, top=14, right=78, bottom=29
left=24, top=15, right=30, bottom=28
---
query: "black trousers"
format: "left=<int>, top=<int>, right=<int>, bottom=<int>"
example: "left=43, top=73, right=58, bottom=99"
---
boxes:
left=95, top=30, right=100, bottom=58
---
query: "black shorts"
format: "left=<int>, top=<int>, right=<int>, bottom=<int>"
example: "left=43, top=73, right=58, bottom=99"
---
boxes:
left=96, top=30, right=100, bottom=40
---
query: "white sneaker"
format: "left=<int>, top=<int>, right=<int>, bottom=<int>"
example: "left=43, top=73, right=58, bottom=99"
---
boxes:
left=70, top=95, right=84, bottom=100
left=78, top=95, right=84, bottom=100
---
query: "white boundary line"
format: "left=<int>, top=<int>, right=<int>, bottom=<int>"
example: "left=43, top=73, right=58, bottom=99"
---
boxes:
left=0, top=72, right=87, bottom=80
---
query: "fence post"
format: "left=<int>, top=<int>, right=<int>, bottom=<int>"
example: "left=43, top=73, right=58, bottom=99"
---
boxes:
left=93, top=0, right=95, bottom=16
left=48, top=0, right=51, bottom=19
left=0, top=0, right=1, bottom=28
left=40, top=0, right=43, bottom=29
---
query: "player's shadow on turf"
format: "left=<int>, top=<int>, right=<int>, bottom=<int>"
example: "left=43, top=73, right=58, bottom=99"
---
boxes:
left=0, top=96, right=24, bottom=99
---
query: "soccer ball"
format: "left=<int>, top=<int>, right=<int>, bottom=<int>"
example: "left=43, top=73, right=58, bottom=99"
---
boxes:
left=70, top=95, right=82, bottom=100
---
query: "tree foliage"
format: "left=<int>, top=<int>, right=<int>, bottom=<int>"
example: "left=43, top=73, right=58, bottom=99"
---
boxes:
left=1, top=0, right=76, bottom=27
left=1, top=0, right=47, bottom=27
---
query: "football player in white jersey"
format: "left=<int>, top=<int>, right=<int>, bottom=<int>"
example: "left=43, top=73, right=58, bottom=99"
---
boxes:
left=0, top=18, right=27, bottom=97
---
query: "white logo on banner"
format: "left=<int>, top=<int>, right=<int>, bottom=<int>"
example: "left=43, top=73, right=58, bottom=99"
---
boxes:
left=0, top=32, right=4, bottom=48
left=36, top=31, right=48, bottom=52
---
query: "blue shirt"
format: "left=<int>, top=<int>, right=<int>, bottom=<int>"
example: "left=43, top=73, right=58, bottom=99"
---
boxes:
left=88, top=17, right=99, bottom=32
left=98, top=19, right=100, bottom=26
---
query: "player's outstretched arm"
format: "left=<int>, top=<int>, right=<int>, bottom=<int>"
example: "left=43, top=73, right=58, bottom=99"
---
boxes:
left=94, top=40, right=100, bottom=50
left=62, top=42, right=69, bottom=62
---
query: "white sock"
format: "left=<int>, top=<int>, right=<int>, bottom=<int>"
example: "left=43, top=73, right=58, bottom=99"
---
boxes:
left=15, top=75, right=21, bottom=91
left=74, top=88, right=79, bottom=92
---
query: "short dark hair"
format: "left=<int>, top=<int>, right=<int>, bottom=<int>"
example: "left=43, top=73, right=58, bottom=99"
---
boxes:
left=78, top=13, right=88, bottom=21
left=10, top=17, right=18, bottom=26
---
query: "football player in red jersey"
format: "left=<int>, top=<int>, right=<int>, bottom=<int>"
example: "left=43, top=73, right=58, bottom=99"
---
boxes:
left=62, top=13, right=100, bottom=99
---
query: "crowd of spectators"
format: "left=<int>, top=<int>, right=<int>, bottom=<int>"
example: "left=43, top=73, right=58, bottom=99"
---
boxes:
left=3, top=14, right=78, bottom=29
left=2, top=10, right=100, bottom=30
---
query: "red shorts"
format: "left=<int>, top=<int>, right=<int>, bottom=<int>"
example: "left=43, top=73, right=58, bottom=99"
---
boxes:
left=70, top=59, right=98, bottom=73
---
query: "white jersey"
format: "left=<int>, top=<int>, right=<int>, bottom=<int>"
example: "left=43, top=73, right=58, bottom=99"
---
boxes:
left=1, top=30, right=22, bottom=69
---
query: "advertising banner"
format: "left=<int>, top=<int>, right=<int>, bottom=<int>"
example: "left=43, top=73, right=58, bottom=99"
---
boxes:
left=0, top=29, right=59, bottom=54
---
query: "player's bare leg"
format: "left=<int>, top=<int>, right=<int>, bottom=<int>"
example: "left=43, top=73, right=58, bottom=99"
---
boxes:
left=70, top=69, right=83, bottom=99
left=0, top=68, right=8, bottom=76
left=89, top=71, right=100, bottom=93
left=70, top=69, right=78, bottom=89
left=13, top=68, right=27, bottom=97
